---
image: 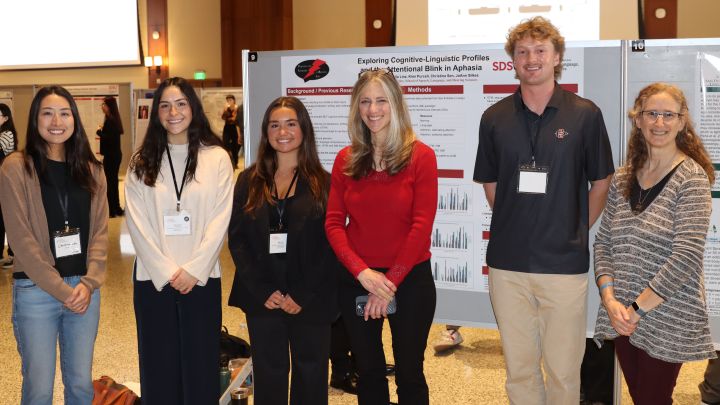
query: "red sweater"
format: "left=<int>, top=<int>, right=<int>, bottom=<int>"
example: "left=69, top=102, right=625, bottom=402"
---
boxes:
left=325, top=142, right=438, bottom=287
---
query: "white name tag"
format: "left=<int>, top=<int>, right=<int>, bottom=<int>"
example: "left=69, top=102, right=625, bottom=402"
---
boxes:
left=269, top=232, right=288, bottom=254
left=163, top=209, right=192, bottom=236
left=54, top=228, right=82, bottom=258
left=518, top=166, right=548, bottom=194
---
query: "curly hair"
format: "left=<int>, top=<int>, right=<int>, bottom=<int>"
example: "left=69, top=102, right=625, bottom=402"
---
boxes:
left=505, top=16, right=565, bottom=80
left=623, top=82, right=715, bottom=199
left=345, top=69, right=416, bottom=179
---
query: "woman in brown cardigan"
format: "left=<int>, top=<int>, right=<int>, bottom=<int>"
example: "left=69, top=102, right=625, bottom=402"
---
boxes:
left=0, top=86, right=108, bottom=405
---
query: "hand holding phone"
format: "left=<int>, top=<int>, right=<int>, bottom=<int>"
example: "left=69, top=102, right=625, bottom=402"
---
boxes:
left=355, top=295, right=397, bottom=317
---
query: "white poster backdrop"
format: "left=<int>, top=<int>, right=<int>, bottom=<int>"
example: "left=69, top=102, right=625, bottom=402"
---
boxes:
left=65, top=84, right=120, bottom=157
left=700, top=53, right=720, bottom=319
left=200, top=88, right=243, bottom=139
left=281, top=49, right=585, bottom=293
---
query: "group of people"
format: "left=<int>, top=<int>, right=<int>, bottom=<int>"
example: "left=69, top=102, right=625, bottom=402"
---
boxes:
left=1, top=15, right=717, bottom=405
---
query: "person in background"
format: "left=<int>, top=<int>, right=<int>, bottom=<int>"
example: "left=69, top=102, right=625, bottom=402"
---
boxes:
left=0, top=85, right=108, bottom=405
left=594, top=82, right=716, bottom=405
left=125, top=77, right=233, bottom=404
left=0, top=103, right=17, bottom=268
left=96, top=96, right=124, bottom=217
left=222, top=94, right=241, bottom=169
left=228, top=96, right=338, bottom=404
left=473, top=17, right=614, bottom=404
left=700, top=351, right=720, bottom=405
left=326, top=68, right=438, bottom=405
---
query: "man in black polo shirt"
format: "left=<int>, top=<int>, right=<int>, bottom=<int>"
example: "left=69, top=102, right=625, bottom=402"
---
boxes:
left=473, top=17, right=614, bottom=405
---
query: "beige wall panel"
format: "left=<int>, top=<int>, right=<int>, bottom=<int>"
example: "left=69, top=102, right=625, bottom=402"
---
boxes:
left=678, top=0, right=720, bottom=38
left=167, top=0, right=222, bottom=79
left=293, top=0, right=365, bottom=49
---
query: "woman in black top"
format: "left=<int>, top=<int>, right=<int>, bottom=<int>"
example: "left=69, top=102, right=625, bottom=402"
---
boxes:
left=228, top=96, right=338, bottom=405
left=96, top=96, right=124, bottom=217
left=0, top=103, right=17, bottom=264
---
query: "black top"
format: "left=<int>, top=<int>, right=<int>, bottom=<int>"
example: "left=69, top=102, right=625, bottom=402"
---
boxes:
left=474, top=83, right=615, bottom=274
left=630, top=161, right=683, bottom=214
left=97, top=118, right=122, bottom=158
left=15, top=160, right=91, bottom=279
left=228, top=168, right=339, bottom=323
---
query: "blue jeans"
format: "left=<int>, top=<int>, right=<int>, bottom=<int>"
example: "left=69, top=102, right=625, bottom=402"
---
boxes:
left=13, top=276, right=101, bottom=405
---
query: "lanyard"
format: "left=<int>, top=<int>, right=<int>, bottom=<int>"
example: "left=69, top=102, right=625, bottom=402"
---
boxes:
left=523, top=109, right=544, bottom=167
left=272, top=169, right=299, bottom=230
left=166, top=145, right=189, bottom=211
left=48, top=168, right=71, bottom=231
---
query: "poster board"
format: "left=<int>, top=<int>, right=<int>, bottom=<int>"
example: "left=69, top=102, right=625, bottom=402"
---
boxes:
left=242, top=41, right=624, bottom=334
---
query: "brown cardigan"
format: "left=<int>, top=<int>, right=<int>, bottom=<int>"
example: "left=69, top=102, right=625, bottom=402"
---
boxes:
left=0, top=152, right=108, bottom=302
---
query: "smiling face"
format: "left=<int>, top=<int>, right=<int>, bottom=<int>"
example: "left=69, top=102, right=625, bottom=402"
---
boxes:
left=158, top=85, right=193, bottom=143
left=267, top=107, right=303, bottom=157
left=512, top=36, right=560, bottom=87
left=636, top=91, right=686, bottom=152
left=358, top=80, right=392, bottom=140
left=37, top=94, right=74, bottom=159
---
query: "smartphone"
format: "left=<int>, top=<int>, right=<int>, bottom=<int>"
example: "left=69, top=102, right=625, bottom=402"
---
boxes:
left=355, top=295, right=397, bottom=316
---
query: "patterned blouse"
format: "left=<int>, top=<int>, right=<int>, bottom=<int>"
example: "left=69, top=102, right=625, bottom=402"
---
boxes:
left=593, top=158, right=716, bottom=363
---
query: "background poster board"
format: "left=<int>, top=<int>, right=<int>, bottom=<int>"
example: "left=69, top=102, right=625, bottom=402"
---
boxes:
left=243, top=41, right=624, bottom=335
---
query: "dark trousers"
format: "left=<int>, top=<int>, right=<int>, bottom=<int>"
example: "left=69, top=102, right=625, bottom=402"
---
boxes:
left=580, top=338, right=614, bottom=403
left=246, top=315, right=330, bottom=405
left=134, top=276, right=221, bottom=405
left=222, top=124, right=240, bottom=167
left=330, top=316, right=355, bottom=376
left=700, top=351, right=720, bottom=405
left=103, top=154, right=122, bottom=213
left=340, top=260, right=436, bottom=405
left=614, top=335, right=682, bottom=405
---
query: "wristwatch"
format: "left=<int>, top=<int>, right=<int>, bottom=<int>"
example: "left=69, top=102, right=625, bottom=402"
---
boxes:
left=631, top=301, right=646, bottom=317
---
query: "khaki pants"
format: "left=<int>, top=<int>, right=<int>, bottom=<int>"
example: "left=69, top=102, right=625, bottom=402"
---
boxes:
left=489, top=267, right=587, bottom=405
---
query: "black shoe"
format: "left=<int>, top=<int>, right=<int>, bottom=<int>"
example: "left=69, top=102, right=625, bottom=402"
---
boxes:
left=330, top=372, right=357, bottom=395
left=114, top=208, right=124, bottom=217
left=385, top=364, right=395, bottom=376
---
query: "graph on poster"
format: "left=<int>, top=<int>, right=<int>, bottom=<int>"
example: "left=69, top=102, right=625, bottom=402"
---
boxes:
left=432, top=257, right=470, bottom=284
left=437, top=184, right=472, bottom=214
left=431, top=223, right=471, bottom=250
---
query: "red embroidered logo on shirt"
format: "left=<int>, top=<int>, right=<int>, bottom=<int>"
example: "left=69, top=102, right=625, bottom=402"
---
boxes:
left=555, top=128, right=569, bottom=140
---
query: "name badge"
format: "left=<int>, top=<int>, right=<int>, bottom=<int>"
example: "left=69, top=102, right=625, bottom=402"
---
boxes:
left=269, top=231, right=288, bottom=254
left=53, top=228, right=82, bottom=258
left=163, top=209, right=192, bottom=236
left=518, top=164, right=549, bottom=194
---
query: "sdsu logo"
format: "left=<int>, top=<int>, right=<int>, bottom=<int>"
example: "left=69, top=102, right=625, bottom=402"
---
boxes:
left=295, top=59, right=330, bottom=82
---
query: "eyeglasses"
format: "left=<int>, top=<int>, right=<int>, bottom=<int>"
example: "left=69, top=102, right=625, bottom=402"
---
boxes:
left=640, top=110, right=683, bottom=123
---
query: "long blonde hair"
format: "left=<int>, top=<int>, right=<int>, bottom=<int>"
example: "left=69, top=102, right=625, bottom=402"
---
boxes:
left=344, top=69, right=416, bottom=179
left=623, top=82, right=715, bottom=199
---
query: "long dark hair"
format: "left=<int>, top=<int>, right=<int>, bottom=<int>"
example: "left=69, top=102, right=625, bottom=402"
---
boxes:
left=244, top=96, right=329, bottom=215
left=102, top=96, right=124, bottom=134
left=623, top=82, right=715, bottom=199
left=0, top=103, right=18, bottom=151
left=24, top=86, right=101, bottom=193
left=130, top=77, right=223, bottom=186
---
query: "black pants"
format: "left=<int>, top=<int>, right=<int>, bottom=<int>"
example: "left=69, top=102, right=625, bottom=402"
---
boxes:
left=222, top=124, right=240, bottom=167
left=340, top=260, right=436, bottom=405
left=134, top=276, right=221, bottom=405
left=580, top=338, right=614, bottom=403
left=246, top=315, right=330, bottom=405
left=330, top=316, right=354, bottom=376
left=103, top=154, right=122, bottom=214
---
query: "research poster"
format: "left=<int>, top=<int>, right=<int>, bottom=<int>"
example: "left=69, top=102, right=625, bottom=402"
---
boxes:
left=700, top=52, right=720, bottom=316
left=281, top=49, right=585, bottom=293
left=66, top=84, right=120, bottom=157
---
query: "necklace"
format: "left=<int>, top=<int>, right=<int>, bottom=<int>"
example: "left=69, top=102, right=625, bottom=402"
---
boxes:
left=634, top=183, right=657, bottom=212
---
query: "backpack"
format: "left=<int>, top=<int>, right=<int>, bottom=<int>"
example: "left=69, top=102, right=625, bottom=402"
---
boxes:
left=92, top=375, right=140, bottom=405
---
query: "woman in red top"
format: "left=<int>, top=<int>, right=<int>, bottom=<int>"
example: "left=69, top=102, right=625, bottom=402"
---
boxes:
left=325, top=69, right=438, bottom=405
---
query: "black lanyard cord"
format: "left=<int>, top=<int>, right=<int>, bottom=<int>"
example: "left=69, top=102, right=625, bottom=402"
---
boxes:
left=272, top=169, right=299, bottom=230
left=166, top=145, right=190, bottom=211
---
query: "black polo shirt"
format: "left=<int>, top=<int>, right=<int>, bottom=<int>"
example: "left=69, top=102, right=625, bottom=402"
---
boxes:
left=473, top=83, right=614, bottom=274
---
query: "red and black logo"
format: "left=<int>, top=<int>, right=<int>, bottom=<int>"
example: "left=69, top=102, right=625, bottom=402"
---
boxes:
left=295, top=59, right=330, bottom=82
